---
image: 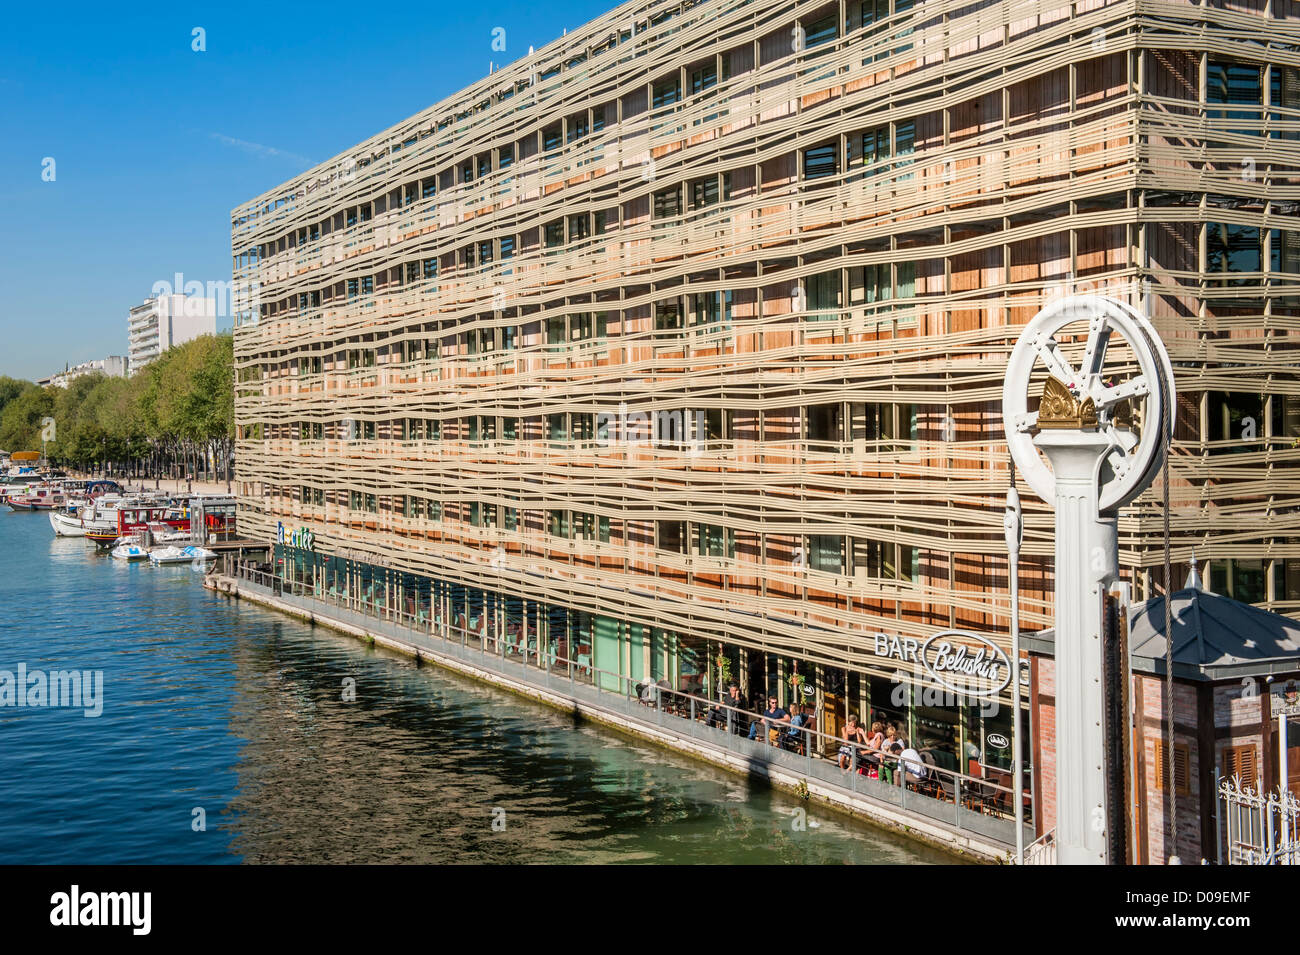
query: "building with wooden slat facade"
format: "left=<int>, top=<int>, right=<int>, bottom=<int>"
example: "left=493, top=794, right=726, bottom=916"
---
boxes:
left=232, top=0, right=1300, bottom=790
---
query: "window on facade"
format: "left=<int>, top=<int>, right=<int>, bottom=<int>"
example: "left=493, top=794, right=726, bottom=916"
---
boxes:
left=1207, top=223, right=1262, bottom=284
left=807, top=535, right=845, bottom=574
left=498, top=145, right=514, bottom=169
left=655, top=299, right=683, bottom=332
left=696, top=522, right=733, bottom=558
left=691, top=290, right=732, bottom=333
left=549, top=509, right=571, bottom=538
left=1208, top=59, right=1264, bottom=136
left=546, top=316, right=567, bottom=349
left=569, top=214, right=590, bottom=242
left=657, top=520, right=687, bottom=553
left=690, top=175, right=723, bottom=210
left=543, top=124, right=562, bottom=151
left=653, top=186, right=682, bottom=221
left=806, top=403, right=843, bottom=451
left=804, top=14, right=838, bottom=50
left=547, top=413, right=567, bottom=445
left=690, top=62, right=717, bottom=95
left=1221, top=743, right=1258, bottom=789
left=567, top=113, right=590, bottom=142
left=653, top=77, right=681, bottom=108
left=1207, top=391, right=1264, bottom=451
left=1210, top=558, right=1268, bottom=604
left=500, top=235, right=516, bottom=260
left=1152, top=740, right=1191, bottom=794
left=805, top=270, right=841, bottom=321
left=803, top=142, right=839, bottom=180
left=698, top=408, right=726, bottom=442
left=544, top=221, right=565, bottom=249
left=849, top=401, right=918, bottom=451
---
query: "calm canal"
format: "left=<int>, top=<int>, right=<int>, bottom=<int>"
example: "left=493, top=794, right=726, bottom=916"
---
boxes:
left=0, top=511, right=948, bottom=864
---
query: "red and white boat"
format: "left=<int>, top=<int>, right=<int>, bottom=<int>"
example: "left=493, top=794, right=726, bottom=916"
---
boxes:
left=7, top=483, right=66, bottom=512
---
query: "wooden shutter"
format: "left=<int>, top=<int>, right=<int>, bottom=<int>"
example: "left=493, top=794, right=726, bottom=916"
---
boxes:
left=1221, top=744, right=1259, bottom=790
left=1154, top=740, right=1192, bottom=794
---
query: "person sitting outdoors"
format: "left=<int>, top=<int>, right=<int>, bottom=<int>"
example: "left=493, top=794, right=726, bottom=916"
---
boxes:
left=749, top=696, right=789, bottom=743
left=899, top=744, right=928, bottom=786
left=880, top=723, right=904, bottom=753
left=837, top=713, right=869, bottom=770
left=880, top=741, right=904, bottom=784
left=860, top=721, right=886, bottom=772
left=781, top=703, right=812, bottom=753
left=708, top=682, right=743, bottom=730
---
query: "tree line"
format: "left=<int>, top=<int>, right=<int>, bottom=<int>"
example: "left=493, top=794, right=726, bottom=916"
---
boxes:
left=0, top=333, right=234, bottom=484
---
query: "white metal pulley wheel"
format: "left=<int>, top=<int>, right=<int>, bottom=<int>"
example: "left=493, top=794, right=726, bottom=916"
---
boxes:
left=1002, top=295, right=1176, bottom=512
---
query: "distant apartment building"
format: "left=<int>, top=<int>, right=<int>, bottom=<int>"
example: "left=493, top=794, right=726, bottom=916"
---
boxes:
left=128, top=293, right=217, bottom=370
left=233, top=0, right=1300, bottom=822
left=39, top=356, right=129, bottom=389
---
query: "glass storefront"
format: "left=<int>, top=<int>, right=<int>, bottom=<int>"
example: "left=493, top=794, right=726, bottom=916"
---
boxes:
left=272, top=544, right=1033, bottom=823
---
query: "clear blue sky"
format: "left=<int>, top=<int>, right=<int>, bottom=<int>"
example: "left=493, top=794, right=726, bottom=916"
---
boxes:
left=0, top=0, right=613, bottom=380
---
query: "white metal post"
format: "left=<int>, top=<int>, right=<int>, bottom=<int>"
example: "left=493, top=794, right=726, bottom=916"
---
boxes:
left=1034, top=429, right=1116, bottom=865
left=1005, top=486, right=1025, bottom=864
left=1281, top=711, right=1291, bottom=860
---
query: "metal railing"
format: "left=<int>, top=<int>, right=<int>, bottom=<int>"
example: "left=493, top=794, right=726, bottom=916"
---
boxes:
left=230, top=560, right=1029, bottom=851
left=1219, top=776, right=1300, bottom=864
left=1022, top=827, right=1055, bottom=865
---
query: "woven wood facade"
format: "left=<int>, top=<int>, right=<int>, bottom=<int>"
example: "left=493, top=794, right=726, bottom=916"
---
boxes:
left=232, top=0, right=1300, bottom=700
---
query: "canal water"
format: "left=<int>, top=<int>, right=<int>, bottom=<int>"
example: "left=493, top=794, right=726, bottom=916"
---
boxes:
left=0, top=511, right=948, bottom=864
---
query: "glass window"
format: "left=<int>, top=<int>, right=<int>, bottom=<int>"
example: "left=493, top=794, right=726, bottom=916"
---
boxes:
left=653, top=77, right=681, bottom=108
left=653, top=187, right=682, bottom=220
left=805, top=15, right=838, bottom=49
left=1208, top=59, right=1264, bottom=136
left=1207, top=223, right=1262, bottom=285
left=658, top=520, right=687, bottom=553
left=1207, top=391, right=1264, bottom=451
left=807, top=535, right=844, bottom=573
left=696, top=522, right=732, bottom=558
left=803, top=142, right=839, bottom=180
left=690, top=62, right=717, bottom=94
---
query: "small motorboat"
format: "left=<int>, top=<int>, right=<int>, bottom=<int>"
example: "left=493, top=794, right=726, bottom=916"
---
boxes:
left=49, top=509, right=86, bottom=537
left=110, top=542, right=149, bottom=561
left=149, top=545, right=217, bottom=565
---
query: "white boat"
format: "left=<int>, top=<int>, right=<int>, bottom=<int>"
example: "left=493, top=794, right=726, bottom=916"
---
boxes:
left=49, top=509, right=86, bottom=537
left=110, top=542, right=149, bottom=561
left=149, top=545, right=217, bottom=565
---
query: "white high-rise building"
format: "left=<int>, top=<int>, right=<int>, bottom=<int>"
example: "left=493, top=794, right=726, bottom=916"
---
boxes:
left=127, top=293, right=217, bottom=370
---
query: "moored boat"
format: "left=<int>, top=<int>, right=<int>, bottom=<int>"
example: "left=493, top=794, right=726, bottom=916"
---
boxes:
left=49, top=509, right=86, bottom=537
left=149, top=545, right=217, bottom=565
left=110, top=541, right=149, bottom=561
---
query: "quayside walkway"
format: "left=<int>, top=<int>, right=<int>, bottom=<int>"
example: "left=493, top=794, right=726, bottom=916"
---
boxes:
left=209, top=562, right=1029, bottom=861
